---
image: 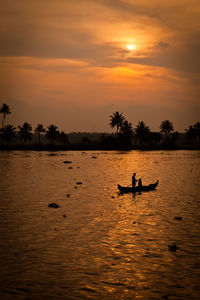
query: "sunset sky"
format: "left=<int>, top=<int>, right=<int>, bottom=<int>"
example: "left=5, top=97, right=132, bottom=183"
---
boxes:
left=0, top=0, right=200, bottom=132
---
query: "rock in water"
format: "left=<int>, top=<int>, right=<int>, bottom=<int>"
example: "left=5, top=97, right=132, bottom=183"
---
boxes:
left=48, top=203, right=60, bottom=208
left=174, top=217, right=182, bottom=221
left=64, top=161, right=72, bottom=164
left=168, top=244, right=178, bottom=252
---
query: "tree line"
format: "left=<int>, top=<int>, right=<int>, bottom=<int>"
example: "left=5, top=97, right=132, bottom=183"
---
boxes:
left=0, top=104, right=68, bottom=145
left=108, top=111, right=200, bottom=148
left=0, top=104, right=200, bottom=149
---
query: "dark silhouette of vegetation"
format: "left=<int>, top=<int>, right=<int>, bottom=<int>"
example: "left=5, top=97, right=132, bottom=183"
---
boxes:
left=160, top=120, right=174, bottom=135
left=159, top=120, right=175, bottom=148
left=0, top=104, right=11, bottom=127
left=46, top=124, right=59, bottom=144
left=59, top=131, right=69, bottom=145
left=119, top=120, right=134, bottom=147
left=120, top=120, right=134, bottom=137
left=18, top=122, right=33, bottom=143
left=1, top=124, right=16, bottom=144
left=170, top=131, right=180, bottom=147
left=109, top=112, right=125, bottom=134
left=149, top=132, right=161, bottom=146
left=82, top=136, right=91, bottom=144
left=185, top=122, right=200, bottom=140
left=134, top=121, right=151, bottom=145
left=35, top=124, right=46, bottom=144
left=0, top=105, right=199, bottom=150
left=185, top=122, right=200, bottom=148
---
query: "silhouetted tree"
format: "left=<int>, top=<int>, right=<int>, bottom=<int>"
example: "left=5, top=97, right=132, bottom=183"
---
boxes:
left=119, top=120, right=134, bottom=147
left=46, top=124, right=59, bottom=144
left=35, top=124, right=46, bottom=143
left=82, top=136, right=90, bottom=144
left=185, top=122, right=200, bottom=148
left=194, top=122, right=200, bottom=135
left=100, top=133, right=117, bottom=148
left=1, top=124, right=16, bottom=144
left=160, top=120, right=174, bottom=135
left=120, top=120, right=134, bottom=137
left=59, top=131, right=69, bottom=145
left=18, top=122, right=33, bottom=143
left=185, top=122, right=200, bottom=139
left=134, top=121, right=151, bottom=144
left=170, top=131, right=180, bottom=147
left=185, top=125, right=195, bottom=140
left=0, top=104, right=11, bottom=127
left=149, top=132, right=161, bottom=146
left=109, top=112, right=125, bottom=134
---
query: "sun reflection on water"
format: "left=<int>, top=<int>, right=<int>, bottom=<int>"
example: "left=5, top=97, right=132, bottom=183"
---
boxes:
left=0, top=151, right=200, bottom=299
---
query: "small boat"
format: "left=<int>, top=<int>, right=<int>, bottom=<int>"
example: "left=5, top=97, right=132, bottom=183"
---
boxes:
left=118, top=180, right=159, bottom=193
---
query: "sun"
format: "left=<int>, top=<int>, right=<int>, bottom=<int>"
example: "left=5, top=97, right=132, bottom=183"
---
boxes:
left=126, top=44, right=136, bottom=51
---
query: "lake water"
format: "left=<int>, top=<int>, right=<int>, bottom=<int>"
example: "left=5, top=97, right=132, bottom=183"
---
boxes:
left=0, top=150, right=200, bottom=299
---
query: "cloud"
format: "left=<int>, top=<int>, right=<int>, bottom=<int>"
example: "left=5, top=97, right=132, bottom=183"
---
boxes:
left=156, top=41, right=169, bottom=49
left=0, top=0, right=200, bottom=76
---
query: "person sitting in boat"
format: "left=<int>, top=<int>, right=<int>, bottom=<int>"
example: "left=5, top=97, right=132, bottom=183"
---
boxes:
left=132, top=173, right=138, bottom=188
left=138, top=178, right=143, bottom=187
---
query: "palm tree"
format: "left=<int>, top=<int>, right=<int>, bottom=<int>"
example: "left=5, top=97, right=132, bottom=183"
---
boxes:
left=119, top=120, right=134, bottom=147
left=46, top=124, right=59, bottom=144
left=0, top=104, right=11, bottom=127
left=1, top=124, right=16, bottom=144
left=35, top=124, right=46, bottom=143
left=134, top=121, right=151, bottom=144
left=18, top=122, right=33, bottom=143
left=160, top=120, right=174, bottom=135
left=109, top=112, right=125, bottom=134
left=120, top=120, right=134, bottom=137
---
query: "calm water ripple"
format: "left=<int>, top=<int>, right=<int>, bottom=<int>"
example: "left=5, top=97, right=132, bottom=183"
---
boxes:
left=0, top=150, right=200, bottom=299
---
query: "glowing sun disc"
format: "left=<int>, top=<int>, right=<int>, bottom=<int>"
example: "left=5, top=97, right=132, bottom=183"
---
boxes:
left=126, top=44, right=135, bottom=50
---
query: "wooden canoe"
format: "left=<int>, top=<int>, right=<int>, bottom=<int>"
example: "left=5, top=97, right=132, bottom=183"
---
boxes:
left=118, top=180, right=159, bottom=193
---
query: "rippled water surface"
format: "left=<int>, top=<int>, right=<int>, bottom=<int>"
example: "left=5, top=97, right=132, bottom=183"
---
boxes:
left=0, top=150, right=200, bottom=299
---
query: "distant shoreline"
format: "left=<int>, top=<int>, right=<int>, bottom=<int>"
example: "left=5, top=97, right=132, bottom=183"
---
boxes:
left=0, top=144, right=199, bottom=151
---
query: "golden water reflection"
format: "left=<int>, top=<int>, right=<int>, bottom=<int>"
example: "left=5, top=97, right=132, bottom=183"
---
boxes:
left=0, top=150, right=200, bottom=299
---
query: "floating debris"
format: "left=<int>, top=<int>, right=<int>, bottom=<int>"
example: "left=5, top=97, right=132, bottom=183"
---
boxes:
left=77, top=166, right=80, bottom=168
left=64, top=160, right=72, bottom=164
left=66, top=194, right=70, bottom=197
left=76, top=182, right=82, bottom=185
left=168, top=244, right=178, bottom=252
left=92, top=156, right=97, bottom=159
left=174, top=217, right=182, bottom=221
left=68, top=166, right=73, bottom=169
left=74, top=186, right=78, bottom=189
left=111, top=196, right=115, bottom=199
left=63, top=214, right=67, bottom=218
left=48, top=203, right=60, bottom=208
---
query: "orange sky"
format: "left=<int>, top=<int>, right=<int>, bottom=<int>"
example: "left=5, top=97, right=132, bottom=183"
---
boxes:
left=0, top=0, right=200, bottom=132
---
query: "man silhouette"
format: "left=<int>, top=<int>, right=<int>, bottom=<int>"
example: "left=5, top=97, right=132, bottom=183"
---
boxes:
left=132, top=173, right=137, bottom=188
